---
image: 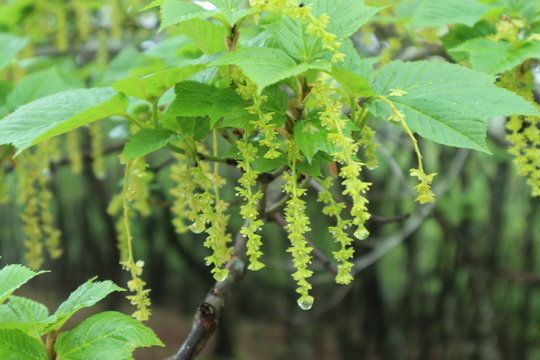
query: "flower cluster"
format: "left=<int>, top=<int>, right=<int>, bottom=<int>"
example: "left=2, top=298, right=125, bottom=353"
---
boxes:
left=16, top=143, right=63, bottom=270
left=235, top=139, right=265, bottom=271
left=317, top=177, right=354, bottom=284
left=121, top=259, right=152, bottom=321
left=499, top=69, right=540, bottom=196
left=89, top=121, right=106, bottom=180
left=283, top=140, right=314, bottom=309
left=312, top=80, right=372, bottom=239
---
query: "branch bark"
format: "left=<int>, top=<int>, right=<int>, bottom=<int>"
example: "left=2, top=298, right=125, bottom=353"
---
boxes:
left=173, top=220, right=250, bottom=360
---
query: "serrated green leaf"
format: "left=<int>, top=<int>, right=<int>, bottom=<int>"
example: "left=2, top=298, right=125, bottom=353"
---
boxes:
left=328, top=67, right=374, bottom=98
left=209, top=88, right=257, bottom=128
left=177, top=18, right=227, bottom=55
left=46, top=279, right=124, bottom=333
left=6, top=68, right=76, bottom=111
left=261, top=85, right=289, bottom=127
left=410, top=0, right=491, bottom=27
left=335, top=39, right=376, bottom=84
left=0, top=88, right=128, bottom=155
left=0, top=265, right=47, bottom=304
left=0, top=296, right=49, bottom=324
left=55, top=311, right=164, bottom=359
left=310, top=0, right=383, bottom=39
left=112, top=64, right=207, bottom=101
left=122, top=129, right=186, bottom=160
left=294, top=115, right=336, bottom=162
left=0, top=296, right=53, bottom=336
left=263, top=17, right=327, bottom=62
left=175, top=116, right=211, bottom=141
left=210, top=47, right=331, bottom=94
left=159, top=0, right=219, bottom=31
left=141, top=0, right=163, bottom=11
left=0, top=329, right=48, bottom=360
left=450, top=38, right=540, bottom=74
left=440, top=21, right=496, bottom=62
left=0, top=33, right=28, bottom=71
left=368, top=61, right=540, bottom=152
left=206, top=0, right=254, bottom=26
left=167, top=80, right=218, bottom=117
left=297, top=159, right=323, bottom=177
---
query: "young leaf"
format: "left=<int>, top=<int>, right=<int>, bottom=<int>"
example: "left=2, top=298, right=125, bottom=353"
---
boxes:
left=0, top=88, right=128, bottom=155
left=112, top=64, right=207, bottom=102
left=263, top=17, right=327, bottom=62
left=206, top=0, right=254, bottom=26
left=410, top=0, right=491, bottom=27
left=310, top=0, right=383, bottom=39
left=177, top=18, right=227, bottom=55
left=0, top=265, right=47, bottom=304
left=211, top=47, right=331, bottom=94
left=368, top=61, right=540, bottom=152
left=0, top=329, right=48, bottom=360
left=45, top=278, right=124, bottom=333
left=159, top=0, right=218, bottom=31
left=122, top=129, right=187, bottom=161
left=0, top=33, right=28, bottom=71
left=449, top=38, right=540, bottom=74
left=54, top=311, right=164, bottom=359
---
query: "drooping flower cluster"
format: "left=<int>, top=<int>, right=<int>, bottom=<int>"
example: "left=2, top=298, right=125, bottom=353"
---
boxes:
left=235, top=138, right=265, bottom=271
left=283, top=140, right=314, bottom=309
left=312, top=80, right=372, bottom=239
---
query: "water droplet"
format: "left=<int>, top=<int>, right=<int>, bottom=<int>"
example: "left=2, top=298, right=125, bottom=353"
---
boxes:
left=354, top=228, right=369, bottom=240
left=297, top=296, right=314, bottom=310
left=366, top=163, right=379, bottom=170
left=214, top=271, right=228, bottom=282
left=189, top=221, right=205, bottom=234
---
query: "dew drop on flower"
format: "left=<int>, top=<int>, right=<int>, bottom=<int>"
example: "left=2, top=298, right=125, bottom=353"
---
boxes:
left=189, top=222, right=205, bottom=234
left=354, top=228, right=369, bottom=240
left=214, top=272, right=228, bottom=282
left=297, top=297, right=314, bottom=310
left=366, top=162, right=379, bottom=170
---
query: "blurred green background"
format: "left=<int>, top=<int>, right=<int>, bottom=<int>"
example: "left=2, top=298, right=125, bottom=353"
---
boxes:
left=1, top=1, right=540, bottom=359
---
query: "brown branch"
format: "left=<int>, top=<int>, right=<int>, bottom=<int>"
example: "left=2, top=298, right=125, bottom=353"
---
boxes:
left=173, top=220, right=249, bottom=360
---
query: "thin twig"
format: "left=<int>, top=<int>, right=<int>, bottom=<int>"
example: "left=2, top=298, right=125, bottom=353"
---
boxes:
left=352, top=149, right=470, bottom=273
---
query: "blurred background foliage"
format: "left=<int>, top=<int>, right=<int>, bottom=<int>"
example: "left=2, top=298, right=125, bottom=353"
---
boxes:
left=1, top=0, right=540, bottom=359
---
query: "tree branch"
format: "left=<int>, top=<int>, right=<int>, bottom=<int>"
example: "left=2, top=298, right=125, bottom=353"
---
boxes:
left=173, top=220, right=249, bottom=360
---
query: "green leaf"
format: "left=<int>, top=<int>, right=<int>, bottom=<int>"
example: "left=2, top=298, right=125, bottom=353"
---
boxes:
left=141, top=0, right=163, bottom=11
left=440, top=21, right=496, bottom=62
left=55, top=311, right=164, bottom=359
left=0, top=88, right=128, bottom=155
left=263, top=17, right=327, bottom=62
left=159, top=0, right=218, bottom=31
left=297, top=159, right=323, bottom=177
left=46, top=278, right=124, bottom=333
left=210, top=47, right=331, bottom=94
left=0, top=329, right=48, bottom=360
left=175, top=116, right=211, bottom=141
left=0, top=265, right=47, bottom=304
left=335, top=39, right=376, bottom=84
left=261, top=85, right=289, bottom=127
left=328, top=67, right=374, bottom=98
left=310, top=0, right=383, bottom=39
left=450, top=38, right=540, bottom=74
left=207, top=0, right=254, bottom=25
left=410, top=0, right=491, bottom=27
left=0, top=33, right=28, bottom=71
left=6, top=67, right=76, bottom=111
left=0, top=296, right=53, bottom=335
left=368, top=61, right=540, bottom=153
left=209, top=88, right=257, bottom=128
left=112, top=64, right=207, bottom=101
left=0, top=296, right=48, bottom=324
left=122, top=129, right=187, bottom=161
left=294, top=115, right=337, bottom=162
left=177, top=18, right=227, bottom=55
left=166, top=81, right=218, bottom=119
